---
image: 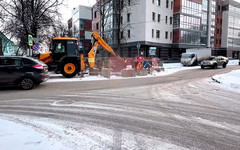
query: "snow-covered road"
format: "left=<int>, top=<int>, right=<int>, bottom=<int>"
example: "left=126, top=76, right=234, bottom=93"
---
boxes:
left=0, top=59, right=239, bottom=150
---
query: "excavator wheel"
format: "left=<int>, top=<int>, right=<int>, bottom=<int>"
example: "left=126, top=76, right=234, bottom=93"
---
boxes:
left=61, top=62, right=79, bottom=78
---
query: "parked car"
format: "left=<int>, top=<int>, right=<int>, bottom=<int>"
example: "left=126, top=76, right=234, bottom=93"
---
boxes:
left=0, top=56, right=49, bottom=90
left=200, top=56, right=228, bottom=69
left=218, top=56, right=229, bottom=64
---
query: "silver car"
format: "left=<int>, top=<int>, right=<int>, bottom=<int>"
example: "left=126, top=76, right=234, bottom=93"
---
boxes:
left=201, top=56, right=228, bottom=69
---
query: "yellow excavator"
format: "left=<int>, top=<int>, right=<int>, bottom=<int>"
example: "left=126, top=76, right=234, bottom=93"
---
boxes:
left=39, top=37, right=80, bottom=78
left=88, top=32, right=122, bottom=68
left=39, top=32, right=121, bottom=78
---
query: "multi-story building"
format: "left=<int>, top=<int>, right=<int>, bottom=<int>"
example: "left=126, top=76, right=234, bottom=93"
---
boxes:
left=67, top=18, right=73, bottom=37
left=213, top=0, right=223, bottom=52
left=92, top=3, right=101, bottom=33
left=120, top=0, right=174, bottom=58
left=93, top=0, right=174, bottom=58
left=173, top=0, right=212, bottom=52
left=93, top=0, right=240, bottom=59
left=221, top=0, right=240, bottom=58
left=92, top=0, right=121, bottom=57
left=72, top=5, right=92, bottom=56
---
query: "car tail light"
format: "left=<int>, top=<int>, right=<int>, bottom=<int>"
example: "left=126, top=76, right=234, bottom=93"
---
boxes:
left=33, top=64, right=44, bottom=69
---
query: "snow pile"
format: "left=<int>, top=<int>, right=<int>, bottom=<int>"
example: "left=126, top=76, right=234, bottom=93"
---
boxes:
left=0, top=118, right=70, bottom=150
left=212, top=70, right=240, bottom=91
left=228, top=59, right=239, bottom=66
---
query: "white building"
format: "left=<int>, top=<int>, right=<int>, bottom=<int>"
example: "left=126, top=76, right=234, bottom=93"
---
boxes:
left=120, top=0, right=173, bottom=57
left=72, top=5, right=92, bottom=56
left=221, top=0, right=240, bottom=58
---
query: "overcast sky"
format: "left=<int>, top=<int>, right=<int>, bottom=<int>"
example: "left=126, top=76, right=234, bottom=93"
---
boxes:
left=62, top=0, right=96, bottom=23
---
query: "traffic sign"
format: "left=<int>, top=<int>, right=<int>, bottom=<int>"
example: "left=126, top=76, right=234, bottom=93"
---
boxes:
left=136, top=42, right=141, bottom=49
left=28, top=34, right=33, bottom=46
left=32, top=44, right=40, bottom=51
left=136, top=42, right=141, bottom=56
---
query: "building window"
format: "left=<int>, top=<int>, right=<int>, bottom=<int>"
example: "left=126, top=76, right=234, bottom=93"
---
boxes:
left=128, top=30, right=131, bottom=38
left=94, top=11, right=97, bottom=18
left=158, top=14, right=161, bottom=22
left=152, top=0, right=154, bottom=4
left=96, top=23, right=99, bottom=30
left=170, top=17, right=172, bottom=24
left=152, top=29, right=154, bottom=38
left=165, top=16, right=168, bottom=24
left=156, top=30, right=160, bottom=38
left=166, top=0, right=169, bottom=8
left=121, top=0, right=124, bottom=9
left=152, top=12, right=155, bottom=21
left=218, top=5, right=221, bottom=11
left=120, top=16, right=123, bottom=24
left=157, top=0, right=160, bottom=6
left=171, top=1, right=173, bottom=9
left=127, top=13, right=130, bottom=22
left=165, top=31, right=168, bottom=39
left=121, top=31, right=123, bottom=39
left=170, top=32, right=172, bottom=40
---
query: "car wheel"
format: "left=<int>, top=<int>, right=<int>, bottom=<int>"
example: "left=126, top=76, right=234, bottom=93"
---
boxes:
left=61, top=62, right=79, bottom=78
left=222, top=63, right=227, bottom=68
left=20, top=77, right=35, bottom=90
left=201, top=65, right=204, bottom=69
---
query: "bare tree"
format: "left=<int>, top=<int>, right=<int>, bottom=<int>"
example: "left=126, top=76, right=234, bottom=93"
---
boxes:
left=0, top=0, right=64, bottom=52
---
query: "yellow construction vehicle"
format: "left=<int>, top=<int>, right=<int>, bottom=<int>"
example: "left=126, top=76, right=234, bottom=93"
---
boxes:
left=88, top=32, right=121, bottom=68
left=39, top=37, right=80, bottom=78
left=39, top=32, right=121, bottom=78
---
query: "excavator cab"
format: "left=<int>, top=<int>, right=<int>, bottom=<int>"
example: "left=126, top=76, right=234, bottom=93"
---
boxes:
left=50, top=37, right=79, bottom=61
left=40, top=37, right=80, bottom=78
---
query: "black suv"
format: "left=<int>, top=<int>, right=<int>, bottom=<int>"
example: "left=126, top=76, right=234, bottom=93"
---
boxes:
left=0, top=56, right=49, bottom=90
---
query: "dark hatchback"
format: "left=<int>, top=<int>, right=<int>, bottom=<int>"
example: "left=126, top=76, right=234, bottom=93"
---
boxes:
left=0, top=56, right=49, bottom=90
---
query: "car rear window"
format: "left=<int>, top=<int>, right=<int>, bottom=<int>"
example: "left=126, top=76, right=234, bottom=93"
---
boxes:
left=0, top=58, right=22, bottom=66
left=22, top=58, right=37, bottom=65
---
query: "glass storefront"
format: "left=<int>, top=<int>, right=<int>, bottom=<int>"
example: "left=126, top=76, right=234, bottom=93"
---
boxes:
left=227, top=5, right=240, bottom=48
left=173, top=0, right=208, bottom=46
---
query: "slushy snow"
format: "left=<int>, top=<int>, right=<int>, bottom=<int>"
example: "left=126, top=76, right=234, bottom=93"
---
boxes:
left=1, top=59, right=239, bottom=150
left=212, top=69, right=240, bottom=91
left=0, top=118, right=70, bottom=150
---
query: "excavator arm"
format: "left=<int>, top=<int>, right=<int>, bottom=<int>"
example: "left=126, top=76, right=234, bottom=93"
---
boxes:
left=88, top=32, right=122, bottom=68
left=88, top=41, right=99, bottom=68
